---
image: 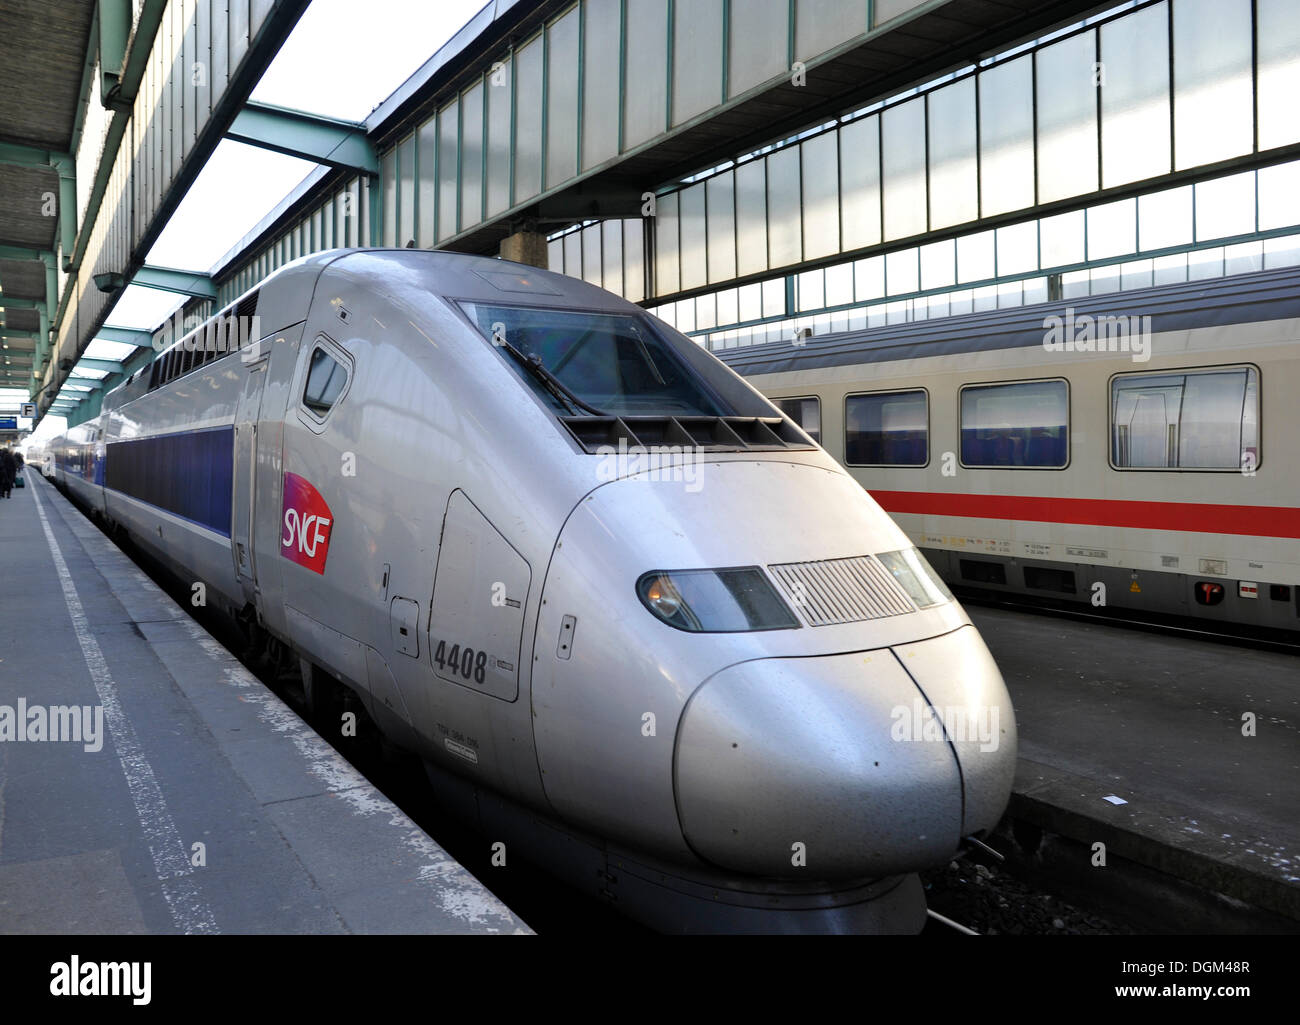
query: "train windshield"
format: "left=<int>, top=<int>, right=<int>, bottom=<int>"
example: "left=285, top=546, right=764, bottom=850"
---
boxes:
left=459, top=303, right=732, bottom=418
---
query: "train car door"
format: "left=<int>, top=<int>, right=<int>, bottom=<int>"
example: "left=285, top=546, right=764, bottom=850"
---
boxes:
left=232, top=337, right=271, bottom=602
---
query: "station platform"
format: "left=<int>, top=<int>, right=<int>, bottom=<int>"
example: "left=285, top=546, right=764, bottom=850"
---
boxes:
left=969, top=605, right=1300, bottom=924
left=0, top=475, right=528, bottom=934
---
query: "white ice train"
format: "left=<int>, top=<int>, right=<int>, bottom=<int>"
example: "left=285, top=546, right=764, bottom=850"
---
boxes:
left=724, top=266, right=1300, bottom=637
left=48, top=249, right=1016, bottom=933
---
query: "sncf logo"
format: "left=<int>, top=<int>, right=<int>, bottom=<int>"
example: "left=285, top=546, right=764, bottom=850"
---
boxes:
left=281, top=471, right=333, bottom=575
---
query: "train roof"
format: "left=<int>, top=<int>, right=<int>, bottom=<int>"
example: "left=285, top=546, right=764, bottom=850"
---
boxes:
left=717, top=263, right=1300, bottom=377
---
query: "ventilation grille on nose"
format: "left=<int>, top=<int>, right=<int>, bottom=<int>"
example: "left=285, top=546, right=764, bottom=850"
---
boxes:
left=767, top=556, right=915, bottom=626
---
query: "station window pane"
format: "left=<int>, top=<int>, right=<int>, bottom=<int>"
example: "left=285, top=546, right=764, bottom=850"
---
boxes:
left=437, top=100, right=458, bottom=241
left=679, top=182, right=707, bottom=290
left=960, top=380, right=1068, bottom=468
left=1040, top=209, right=1085, bottom=267
left=460, top=82, right=485, bottom=229
left=1087, top=197, right=1136, bottom=261
left=655, top=192, right=680, bottom=295
left=875, top=0, right=928, bottom=24
left=825, top=261, right=855, bottom=306
left=381, top=148, right=396, bottom=247
left=397, top=133, right=415, bottom=247
left=796, top=0, right=866, bottom=62
left=564, top=230, right=582, bottom=279
left=735, top=159, right=769, bottom=277
left=1262, top=233, right=1300, bottom=269
left=416, top=118, right=437, bottom=246
left=957, top=229, right=995, bottom=283
left=624, top=217, right=646, bottom=302
left=1257, top=161, right=1300, bottom=231
left=715, top=285, right=739, bottom=325
left=1100, top=3, right=1171, bottom=188
left=766, top=147, right=803, bottom=268
left=728, top=0, right=788, bottom=96
left=1111, top=367, right=1258, bottom=469
left=1036, top=31, right=1099, bottom=203
left=927, top=78, right=977, bottom=230
left=777, top=396, right=822, bottom=443
left=582, top=223, right=602, bottom=286
left=997, top=220, right=1039, bottom=275
left=546, top=10, right=580, bottom=187
left=885, top=248, right=918, bottom=295
left=796, top=269, right=824, bottom=311
left=486, top=58, right=512, bottom=217
left=979, top=55, right=1034, bottom=217
left=705, top=172, right=736, bottom=284
left=840, top=115, right=881, bottom=249
left=672, top=0, right=722, bottom=125
left=1173, top=0, right=1253, bottom=170
left=855, top=254, right=884, bottom=301
left=513, top=35, right=544, bottom=203
left=582, top=0, right=621, bottom=169
left=920, top=238, right=961, bottom=290
left=761, top=277, right=786, bottom=318
left=1195, top=171, right=1255, bottom=241
left=602, top=219, right=624, bottom=296
left=1138, top=185, right=1193, bottom=251
left=624, top=0, right=668, bottom=148
left=303, top=348, right=347, bottom=418
left=1257, top=0, right=1300, bottom=150
left=802, top=133, right=840, bottom=260
left=846, top=390, right=928, bottom=466
left=882, top=97, right=927, bottom=240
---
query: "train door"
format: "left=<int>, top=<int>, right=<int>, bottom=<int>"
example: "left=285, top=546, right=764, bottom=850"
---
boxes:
left=231, top=339, right=271, bottom=602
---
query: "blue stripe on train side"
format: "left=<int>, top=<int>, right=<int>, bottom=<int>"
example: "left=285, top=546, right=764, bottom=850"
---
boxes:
left=105, top=425, right=235, bottom=537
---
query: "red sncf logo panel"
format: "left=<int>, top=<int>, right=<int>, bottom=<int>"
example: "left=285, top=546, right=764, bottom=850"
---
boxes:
left=281, top=471, right=334, bottom=575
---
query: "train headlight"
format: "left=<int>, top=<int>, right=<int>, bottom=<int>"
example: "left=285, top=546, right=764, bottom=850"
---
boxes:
left=877, top=548, right=953, bottom=608
left=637, top=568, right=799, bottom=633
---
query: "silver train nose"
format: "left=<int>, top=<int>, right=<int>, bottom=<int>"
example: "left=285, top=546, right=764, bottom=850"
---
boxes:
left=674, top=626, right=1017, bottom=879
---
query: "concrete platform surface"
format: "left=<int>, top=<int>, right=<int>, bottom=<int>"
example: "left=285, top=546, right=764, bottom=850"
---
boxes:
left=970, top=604, right=1300, bottom=919
left=0, top=476, right=529, bottom=934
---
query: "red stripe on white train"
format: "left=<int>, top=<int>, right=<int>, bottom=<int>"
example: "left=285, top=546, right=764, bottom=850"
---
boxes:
left=868, top=491, right=1300, bottom=540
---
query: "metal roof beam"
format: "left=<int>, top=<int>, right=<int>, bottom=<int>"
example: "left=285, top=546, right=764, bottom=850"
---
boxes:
left=73, top=358, right=125, bottom=374
left=93, top=266, right=216, bottom=299
left=227, top=101, right=378, bottom=175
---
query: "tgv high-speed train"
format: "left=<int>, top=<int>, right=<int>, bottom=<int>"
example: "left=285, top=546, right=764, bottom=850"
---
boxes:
left=724, top=266, right=1300, bottom=637
left=48, top=249, right=1016, bottom=933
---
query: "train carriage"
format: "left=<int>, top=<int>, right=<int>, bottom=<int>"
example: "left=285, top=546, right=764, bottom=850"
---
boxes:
left=723, top=265, right=1300, bottom=636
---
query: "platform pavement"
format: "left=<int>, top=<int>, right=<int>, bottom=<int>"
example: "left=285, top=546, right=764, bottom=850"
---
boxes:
left=0, top=474, right=529, bottom=934
left=969, top=604, right=1300, bottom=921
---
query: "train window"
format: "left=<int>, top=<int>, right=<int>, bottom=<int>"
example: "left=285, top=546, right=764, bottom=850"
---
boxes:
left=845, top=390, right=928, bottom=466
left=1111, top=366, right=1259, bottom=470
left=459, top=302, right=736, bottom=418
left=959, top=380, right=1068, bottom=468
left=302, top=346, right=348, bottom=418
left=776, top=397, right=821, bottom=443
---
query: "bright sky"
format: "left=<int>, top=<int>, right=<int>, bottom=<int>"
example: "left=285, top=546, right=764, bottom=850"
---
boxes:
left=143, top=0, right=487, bottom=277
left=24, top=0, right=487, bottom=425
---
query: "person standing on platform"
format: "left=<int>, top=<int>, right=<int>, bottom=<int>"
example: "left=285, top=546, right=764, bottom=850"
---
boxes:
left=0, top=447, right=14, bottom=499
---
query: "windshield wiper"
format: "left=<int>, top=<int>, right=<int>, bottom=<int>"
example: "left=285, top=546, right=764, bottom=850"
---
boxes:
left=498, top=340, right=608, bottom=416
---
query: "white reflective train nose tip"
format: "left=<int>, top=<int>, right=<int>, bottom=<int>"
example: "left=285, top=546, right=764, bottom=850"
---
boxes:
left=673, top=629, right=1016, bottom=880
